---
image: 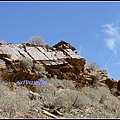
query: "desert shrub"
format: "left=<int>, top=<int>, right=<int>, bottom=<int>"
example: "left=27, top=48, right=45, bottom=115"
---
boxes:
left=101, top=94, right=120, bottom=118
left=47, top=78, right=75, bottom=90
left=53, top=89, right=91, bottom=111
left=62, top=79, right=75, bottom=89
left=29, top=36, right=44, bottom=45
left=92, top=72, right=102, bottom=87
left=34, top=63, right=46, bottom=74
left=45, top=44, right=52, bottom=50
left=66, top=90, right=85, bottom=109
left=81, top=86, right=110, bottom=105
left=51, top=92, right=71, bottom=111
left=0, top=83, right=30, bottom=118
left=20, top=57, right=33, bottom=69
left=99, top=94, right=107, bottom=104
left=81, top=86, right=120, bottom=118
left=34, top=83, right=57, bottom=107
left=85, top=61, right=100, bottom=72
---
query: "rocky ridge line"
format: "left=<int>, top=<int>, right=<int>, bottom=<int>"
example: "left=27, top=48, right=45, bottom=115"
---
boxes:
left=0, top=40, right=120, bottom=96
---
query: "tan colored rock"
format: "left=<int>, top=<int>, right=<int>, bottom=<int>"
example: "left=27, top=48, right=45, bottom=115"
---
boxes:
left=26, top=46, right=49, bottom=60
left=0, top=59, right=6, bottom=69
left=0, top=40, right=86, bottom=83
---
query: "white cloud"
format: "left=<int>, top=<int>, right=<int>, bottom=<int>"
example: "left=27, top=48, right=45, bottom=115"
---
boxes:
left=102, top=23, right=120, bottom=55
left=106, top=39, right=116, bottom=51
left=103, top=24, right=120, bottom=39
left=102, top=23, right=120, bottom=72
left=102, top=23, right=120, bottom=79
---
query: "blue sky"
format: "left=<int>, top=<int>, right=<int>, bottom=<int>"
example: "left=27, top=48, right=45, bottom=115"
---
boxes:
left=0, top=1, right=120, bottom=80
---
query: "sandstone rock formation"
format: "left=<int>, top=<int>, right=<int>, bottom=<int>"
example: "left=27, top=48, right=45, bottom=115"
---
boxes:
left=0, top=40, right=119, bottom=95
left=0, top=41, right=85, bottom=82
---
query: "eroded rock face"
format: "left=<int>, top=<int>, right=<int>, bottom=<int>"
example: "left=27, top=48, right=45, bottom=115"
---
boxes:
left=0, top=41, right=86, bottom=82
left=0, top=40, right=119, bottom=94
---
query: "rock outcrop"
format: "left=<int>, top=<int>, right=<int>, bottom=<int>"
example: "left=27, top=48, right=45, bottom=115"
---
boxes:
left=0, top=41, right=85, bottom=82
left=0, top=40, right=119, bottom=96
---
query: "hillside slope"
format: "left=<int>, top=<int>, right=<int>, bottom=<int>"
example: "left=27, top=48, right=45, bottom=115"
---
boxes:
left=0, top=40, right=120, bottom=118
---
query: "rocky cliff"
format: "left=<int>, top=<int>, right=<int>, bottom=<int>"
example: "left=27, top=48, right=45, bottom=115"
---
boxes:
left=0, top=41, right=85, bottom=81
left=0, top=40, right=119, bottom=96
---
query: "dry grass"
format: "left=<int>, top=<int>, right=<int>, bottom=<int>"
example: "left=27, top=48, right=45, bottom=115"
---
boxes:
left=29, top=36, right=44, bottom=46
left=0, top=76, right=120, bottom=118
left=85, top=61, right=100, bottom=72
left=34, top=63, right=46, bottom=75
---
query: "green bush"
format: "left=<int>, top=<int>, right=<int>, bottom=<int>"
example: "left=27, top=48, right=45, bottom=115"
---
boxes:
left=20, top=57, right=33, bottom=69
left=45, top=44, right=52, bottom=50
left=92, top=72, right=102, bottom=87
